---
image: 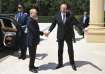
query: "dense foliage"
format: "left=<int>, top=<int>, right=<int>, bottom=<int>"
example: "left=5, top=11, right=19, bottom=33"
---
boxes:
left=0, top=0, right=89, bottom=15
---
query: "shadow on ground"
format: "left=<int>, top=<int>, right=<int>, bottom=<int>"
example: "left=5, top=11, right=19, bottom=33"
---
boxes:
left=0, top=38, right=47, bottom=62
left=0, top=49, right=48, bottom=62
left=39, top=61, right=102, bottom=71
left=0, top=49, right=15, bottom=62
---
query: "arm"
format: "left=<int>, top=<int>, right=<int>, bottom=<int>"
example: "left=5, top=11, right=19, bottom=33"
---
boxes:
left=49, top=15, right=57, bottom=32
left=72, top=16, right=83, bottom=30
left=45, top=15, right=57, bottom=37
left=2, top=27, right=17, bottom=32
left=71, top=16, right=84, bottom=35
left=34, top=21, right=44, bottom=36
left=27, top=19, right=43, bottom=36
left=0, top=19, right=5, bottom=28
left=27, top=19, right=35, bottom=35
left=39, top=31, right=44, bottom=36
left=37, top=23, right=44, bottom=36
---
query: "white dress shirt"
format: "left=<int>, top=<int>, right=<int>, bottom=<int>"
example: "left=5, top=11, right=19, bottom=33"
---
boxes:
left=83, top=15, right=87, bottom=24
left=61, top=12, right=66, bottom=24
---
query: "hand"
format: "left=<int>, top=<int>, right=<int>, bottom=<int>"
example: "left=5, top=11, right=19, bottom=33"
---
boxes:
left=44, top=31, right=50, bottom=37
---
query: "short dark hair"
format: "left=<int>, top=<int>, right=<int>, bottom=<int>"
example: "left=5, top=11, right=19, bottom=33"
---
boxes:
left=58, top=2, right=67, bottom=10
left=31, top=4, right=39, bottom=11
left=17, top=3, right=25, bottom=9
left=59, top=2, right=70, bottom=10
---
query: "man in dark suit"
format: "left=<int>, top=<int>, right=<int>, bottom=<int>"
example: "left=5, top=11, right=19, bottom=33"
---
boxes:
left=45, top=3, right=82, bottom=71
left=27, top=8, right=44, bottom=73
left=81, top=11, right=89, bottom=37
left=15, top=3, right=28, bottom=60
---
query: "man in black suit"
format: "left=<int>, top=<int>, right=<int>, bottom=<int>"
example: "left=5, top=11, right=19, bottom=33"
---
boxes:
left=81, top=11, right=89, bottom=37
left=27, top=8, right=44, bottom=73
left=45, top=3, right=82, bottom=71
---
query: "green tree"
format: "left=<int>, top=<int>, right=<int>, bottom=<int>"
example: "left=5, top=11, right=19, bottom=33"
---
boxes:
left=0, top=0, right=89, bottom=15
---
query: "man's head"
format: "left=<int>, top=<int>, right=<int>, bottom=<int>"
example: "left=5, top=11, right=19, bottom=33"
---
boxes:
left=84, top=11, right=88, bottom=16
left=30, top=8, right=38, bottom=20
left=60, top=3, right=68, bottom=13
left=17, top=3, right=24, bottom=12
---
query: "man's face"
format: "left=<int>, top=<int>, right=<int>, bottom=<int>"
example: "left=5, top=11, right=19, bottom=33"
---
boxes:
left=17, top=4, right=23, bottom=12
left=30, top=9, right=38, bottom=19
left=84, top=11, right=87, bottom=15
left=60, top=4, right=67, bottom=13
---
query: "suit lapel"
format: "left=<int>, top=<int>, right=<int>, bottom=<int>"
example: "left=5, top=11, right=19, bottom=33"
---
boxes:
left=58, top=12, right=68, bottom=25
left=65, top=14, right=69, bottom=23
left=58, top=12, right=63, bottom=24
left=58, top=12, right=70, bottom=25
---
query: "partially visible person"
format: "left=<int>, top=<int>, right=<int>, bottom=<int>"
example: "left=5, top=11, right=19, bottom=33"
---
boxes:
left=81, top=11, right=89, bottom=38
left=15, top=3, right=28, bottom=60
left=27, top=8, right=44, bottom=73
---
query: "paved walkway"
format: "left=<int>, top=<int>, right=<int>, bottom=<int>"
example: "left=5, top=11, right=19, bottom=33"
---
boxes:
left=0, top=23, right=105, bottom=74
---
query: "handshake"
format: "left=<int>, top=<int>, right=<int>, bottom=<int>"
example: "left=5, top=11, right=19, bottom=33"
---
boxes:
left=43, top=31, right=50, bottom=37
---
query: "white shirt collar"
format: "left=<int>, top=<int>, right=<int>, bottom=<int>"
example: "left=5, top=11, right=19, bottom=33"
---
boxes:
left=61, top=12, right=66, bottom=20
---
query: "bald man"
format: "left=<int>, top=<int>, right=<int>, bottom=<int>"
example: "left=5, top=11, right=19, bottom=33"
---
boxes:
left=27, top=8, right=44, bottom=73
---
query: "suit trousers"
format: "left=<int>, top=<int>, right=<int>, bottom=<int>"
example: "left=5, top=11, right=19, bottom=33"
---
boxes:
left=29, top=44, right=37, bottom=68
left=58, top=39, right=75, bottom=65
left=19, top=32, right=27, bottom=57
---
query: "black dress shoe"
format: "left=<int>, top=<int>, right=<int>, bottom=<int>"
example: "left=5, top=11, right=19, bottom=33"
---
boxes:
left=29, top=67, right=38, bottom=73
left=71, top=64, right=77, bottom=71
left=29, top=66, right=39, bottom=69
left=18, top=55, right=22, bottom=59
left=56, top=64, right=63, bottom=69
left=18, top=55, right=26, bottom=60
left=72, top=38, right=76, bottom=43
left=34, top=67, right=39, bottom=69
left=22, top=56, right=26, bottom=60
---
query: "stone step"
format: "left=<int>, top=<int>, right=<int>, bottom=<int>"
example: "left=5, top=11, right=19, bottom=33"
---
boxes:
left=85, top=25, right=105, bottom=43
left=87, top=25, right=105, bottom=35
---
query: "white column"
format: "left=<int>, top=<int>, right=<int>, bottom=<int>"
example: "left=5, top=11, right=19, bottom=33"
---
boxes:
left=89, top=0, right=104, bottom=27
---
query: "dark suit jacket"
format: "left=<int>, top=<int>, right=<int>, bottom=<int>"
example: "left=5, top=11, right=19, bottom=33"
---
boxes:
left=81, top=15, right=89, bottom=28
left=16, top=12, right=28, bottom=26
left=15, top=12, right=28, bottom=33
left=49, top=12, right=82, bottom=41
left=27, top=17, right=43, bottom=46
